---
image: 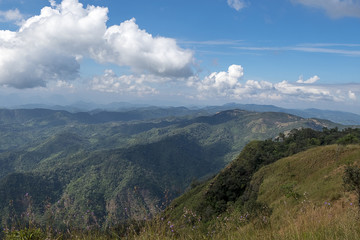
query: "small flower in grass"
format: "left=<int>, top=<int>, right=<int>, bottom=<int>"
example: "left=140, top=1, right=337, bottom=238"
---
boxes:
left=25, top=193, right=29, bottom=197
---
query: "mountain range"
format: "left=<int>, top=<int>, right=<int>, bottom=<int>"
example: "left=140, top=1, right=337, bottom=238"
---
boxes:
left=0, top=107, right=344, bottom=229
left=6, top=102, right=360, bottom=125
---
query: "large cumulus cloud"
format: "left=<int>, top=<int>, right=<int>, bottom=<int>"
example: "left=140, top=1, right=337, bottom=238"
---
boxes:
left=0, top=0, right=194, bottom=89
left=100, top=18, right=194, bottom=77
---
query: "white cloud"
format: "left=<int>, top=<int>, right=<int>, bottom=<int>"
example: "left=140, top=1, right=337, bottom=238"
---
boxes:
left=56, top=80, right=74, bottom=89
left=91, top=70, right=158, bottom=95
left=0, top=9, right=23, bottom=22
left=193, top=64, right=244, bottom=97
left=274, top=80, right=337, bottom=101
left=0, top=0, right=194, bottom=89
left=292, top=0, right=360, bottom=18
left=192, top=64, right=357, bottom=103
left=227, top=0, right=246, bottom=11
left=235, top=45, right=360, bottom=56
left=296, top=75, right=320, bottom=84
left=349, top=90, right=357, bottom=100
left=99, top=18, right=194, bottom=77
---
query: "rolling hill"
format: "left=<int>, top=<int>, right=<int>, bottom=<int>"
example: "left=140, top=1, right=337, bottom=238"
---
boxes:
left=155, top=128, right=360, bottom=240
left=0, top=108, right=346, bottom=230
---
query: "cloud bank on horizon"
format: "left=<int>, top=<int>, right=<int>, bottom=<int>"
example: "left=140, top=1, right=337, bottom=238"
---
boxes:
left=189, top=65, right=356, bottom=103
left=0, top=0, right=359, bottom=110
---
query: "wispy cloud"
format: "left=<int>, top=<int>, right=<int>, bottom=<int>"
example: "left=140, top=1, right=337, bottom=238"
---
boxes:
left=298, top=43, right=360, bottom=48
left=91, top=70, right=159, bottom=95
left=235, top=43, right=360, bottom=56
left=291, top=47, right=360, bottom=56
left=292, top=0, right=360, bottom=18
left=179, top=39, right=243, bottom=46
left=0, top=9, right=23, bottom=22
left=227, top=0, right=246, bottom=11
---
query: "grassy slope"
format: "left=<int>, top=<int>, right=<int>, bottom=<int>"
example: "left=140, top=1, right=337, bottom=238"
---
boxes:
left=252, top=144, right=360, bottom=238
left=142, top=144, right=360, bottom=240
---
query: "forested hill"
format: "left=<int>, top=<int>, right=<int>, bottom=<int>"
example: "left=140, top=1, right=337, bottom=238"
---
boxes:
left=165, top=127, right=360, bottom=223
left=129, top=128, right=360, bottom=240
left=0, top=108, right=343, bottom=230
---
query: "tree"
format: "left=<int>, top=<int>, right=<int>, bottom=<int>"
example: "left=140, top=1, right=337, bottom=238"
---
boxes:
left=337, top=134, right=359, bottom=146
left=343, top=165, right=360, bottom=209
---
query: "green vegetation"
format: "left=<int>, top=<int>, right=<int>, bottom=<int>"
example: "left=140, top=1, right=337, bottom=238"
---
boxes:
left=130, top=131, right=360, bottom=240
left=1, top=107, right=360, bottom=239
left=165, top=127, right=360, bottom=222
left=2, top=128, right=360, bottom=239
left=343, top=165, right=360, bottom=208
left=0, top=108, right=338, bottom=230
left=1, top=125, right=360, bottom=239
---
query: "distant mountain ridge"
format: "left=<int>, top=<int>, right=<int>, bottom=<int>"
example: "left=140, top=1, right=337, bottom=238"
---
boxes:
left=0, top=107, right=203, bottom=125
left=5, top=102, right=360, bottom=125
left=209, top=103, right=360, bottom=125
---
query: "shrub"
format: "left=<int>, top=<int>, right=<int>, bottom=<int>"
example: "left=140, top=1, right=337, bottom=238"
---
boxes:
left=343, top=165, right=360, bottom=208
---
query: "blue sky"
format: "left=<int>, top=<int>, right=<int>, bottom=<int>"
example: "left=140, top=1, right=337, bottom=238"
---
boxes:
left=0, top=0, right=359, bottom=113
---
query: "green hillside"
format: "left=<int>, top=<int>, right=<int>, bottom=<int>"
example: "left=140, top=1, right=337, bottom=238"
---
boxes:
left=133, top=145, right=360, bottom=240
left=134, top=128, right=360, bottom=240
left=255, top=144, right=360, bottom=231
left=2, top=125, right=360, bottom=239
left=0, top=108, right=346, bottom=234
